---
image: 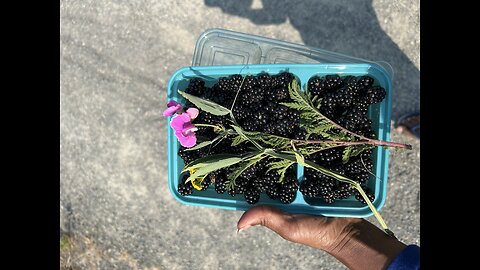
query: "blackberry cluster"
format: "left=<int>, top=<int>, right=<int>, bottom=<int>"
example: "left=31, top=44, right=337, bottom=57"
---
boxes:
left=176, top=73, right=386, bottom=205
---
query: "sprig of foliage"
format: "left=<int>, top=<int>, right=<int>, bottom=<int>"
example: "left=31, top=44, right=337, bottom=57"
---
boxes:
left=280, top=80, right=343, bottom=140
left=242, top=130, right=292, bottom=149
left=265, top=158, right=295, bottom=184
left=178, top=90, right=231, bottom=116
left=226, top=153, right=266, bottom=191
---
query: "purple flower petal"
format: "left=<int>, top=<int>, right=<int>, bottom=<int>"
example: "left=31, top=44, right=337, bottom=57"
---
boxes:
left=182, top=122, right=198, bottom=135
left=175, top=130, right=197, bottom=147
left=170, top=114, right=186, bottom=131
left=167, top=100, right=181, bottom=108
left=186, top=108, right=199, bottom=120
left=163, top=100, right=183, bottom=117
left=179, top=112, right=192, bottom=122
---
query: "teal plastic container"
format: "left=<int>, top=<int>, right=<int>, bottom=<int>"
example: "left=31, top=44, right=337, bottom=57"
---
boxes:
left=167, top=63, right=392, bottom=217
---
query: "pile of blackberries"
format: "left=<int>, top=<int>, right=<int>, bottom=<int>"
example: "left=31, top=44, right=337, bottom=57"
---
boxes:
left=177, top=72, right=386, bottom=205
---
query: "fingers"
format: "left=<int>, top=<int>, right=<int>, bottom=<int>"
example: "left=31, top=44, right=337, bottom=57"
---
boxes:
left=237, top=205, right=296, bottom=239
left=237, top=205, right=361, bottom=251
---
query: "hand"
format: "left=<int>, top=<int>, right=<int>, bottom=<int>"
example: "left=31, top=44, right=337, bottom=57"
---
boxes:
left=237, top=206, right=406, bottom=270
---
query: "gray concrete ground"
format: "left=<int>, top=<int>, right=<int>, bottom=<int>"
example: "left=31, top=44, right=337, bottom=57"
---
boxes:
left=60, top=0, right=419, bottom=269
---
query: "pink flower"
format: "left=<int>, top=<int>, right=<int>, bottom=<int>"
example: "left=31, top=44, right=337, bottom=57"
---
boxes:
left=163, top=100, right=183, bottom=117
left=169, top=108, right=200, bottom=147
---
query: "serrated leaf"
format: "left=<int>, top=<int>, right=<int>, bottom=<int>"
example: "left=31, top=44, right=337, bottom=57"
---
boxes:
left=231, top=135, right=247, bottom=146
left=231, top=125, right=263, bottom=149
left=342, top=146, right=354, bottom=164
left=187, top=157, right=243, bottom=182
left=178, top=90, right=231, bottom=116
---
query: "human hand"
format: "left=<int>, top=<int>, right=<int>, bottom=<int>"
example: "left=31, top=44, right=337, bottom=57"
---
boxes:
left=237, top=206, right=406, bottom=270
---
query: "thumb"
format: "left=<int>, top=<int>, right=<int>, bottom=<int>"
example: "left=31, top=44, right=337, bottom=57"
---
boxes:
left=237, top=205, right=360, bottom=251
left=237, top=205, right=298, bottom=241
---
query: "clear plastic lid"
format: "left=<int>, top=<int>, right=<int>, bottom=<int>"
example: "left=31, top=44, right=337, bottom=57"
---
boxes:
left=192, top=28, right=393, bottom=79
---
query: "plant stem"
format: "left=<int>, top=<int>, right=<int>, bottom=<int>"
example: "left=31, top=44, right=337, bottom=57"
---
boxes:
left=195, top=123, right=223, bottom=131
left=296, top=139, right=412, bottom=150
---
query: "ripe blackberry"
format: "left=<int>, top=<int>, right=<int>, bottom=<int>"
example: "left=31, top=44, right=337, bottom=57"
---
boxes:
left=279, top=189, right=296, bottom=204
left=299, top=179, right=319, bottom=198
left=350, top=172, right=371, bottom=184
left=178, top=175, right=193, bottom=196
left=311, top=148, right=342, bottom=164
left=215, top=181, right=227, bottom=194
left=355, top=188, right=375, bottom=204
left=272, top=72, right=294, bottom=88
left=293, top=129, right=307, bottom=140
left=334, top=87, right=354, bottom=107
left=325, top=75, right=343, bottom=90
left=345, top=157, right=373, bottom=175
left=308, top=76, right=327, bottom=97
left=319, top=93, right=338, bottom=119
left=352, top=97, right=370, bottom=115
left=363, top=85, right=386, bottom=104
left=273, top=86, right=290, bottom=101
left=333, top=183, right=354, bottom=199
left=185, top=78, right=206, bottom=96
left=244, top=187, right=260, bottom=204
left=201, top=178, right=211, bottom=191
left=178, top=147, right=198, bottom=164
left=357, top=76, right=375, bottom=87
left=257, top=73, right=272, bottom=89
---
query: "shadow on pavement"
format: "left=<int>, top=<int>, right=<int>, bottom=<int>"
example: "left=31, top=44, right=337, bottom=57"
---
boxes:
left=204, top=0, right=419, bottom=122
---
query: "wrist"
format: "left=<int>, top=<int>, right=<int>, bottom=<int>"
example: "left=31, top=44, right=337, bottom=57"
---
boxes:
left=326, top=219, right=406, bottom=270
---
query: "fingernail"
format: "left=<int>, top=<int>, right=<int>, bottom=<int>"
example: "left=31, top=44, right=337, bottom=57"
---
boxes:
left=237, top=225, right=251, bottom=234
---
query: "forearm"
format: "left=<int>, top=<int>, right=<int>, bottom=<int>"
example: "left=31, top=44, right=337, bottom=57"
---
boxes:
left=326, top=219, right=406, bottom=270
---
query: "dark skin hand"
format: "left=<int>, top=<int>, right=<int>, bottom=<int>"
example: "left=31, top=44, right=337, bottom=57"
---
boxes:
left=237, top=206, right=406, bottom=270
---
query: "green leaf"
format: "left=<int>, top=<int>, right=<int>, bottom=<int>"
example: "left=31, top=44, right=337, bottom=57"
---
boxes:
left=178, top=90, right=231, bottom=116
left=185, top=133, right=226, bottom=151
left=226, top=154, right=266, bottom=190
left=231, top=125, right=263, bottom=149
left=187, top=157, right=243, bottom=182
left=342, top=146, right=353, bottom=164
left=242, top=130, right=292, bottom=149
left=231, top=135, right=247, bottom=146
left=182, top=154, right=240, bottom=173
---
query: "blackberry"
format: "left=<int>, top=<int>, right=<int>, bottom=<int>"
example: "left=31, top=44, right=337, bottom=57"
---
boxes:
left=351, top=172, right=371, bottom=184
left=335, top=87, right=354, bottom=107
left=357, top=76, right=375, bottom=87
left=345, top=157, right=373, bottom=175
left=178, top=175, right=193, bottom=196
left=352, top=97, right=370, bottom=115
left=311, top=148, right=342, bottom=164
left=272, top=72, right=294, bottom=88
left=178, top=147, right=197, bottom=164
left=333, top=183, right=354, bottom=199
left=279, top=189, right=296, bottom=204
left=293, top=129, right=307, bottom=140
left=215, top=181, right=227, bottom=194
left=355, top=188, right=375, bottom=204
left=185, top=78, right=206, bottom=96
left=201, top=178, right=211, bottom=191
left=308, top=76, right=327, bottom=97
left=273, top=86, right=290, bottom=101
left=363, top=86, right=386, bottom=104
left=244, top=187, right=260, bottom=204
left=266, top=184, right=280, bottom=199
left=319, top=93, right=338, bottom=119
left=325, top=75, right=343, bottom=90
left=257, top=73, right=272, bottom=89
left=299, top=179, right=319, bottom=198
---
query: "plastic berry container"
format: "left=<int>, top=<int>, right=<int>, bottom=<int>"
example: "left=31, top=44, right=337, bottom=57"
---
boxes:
left=167, top=63, right=392, bottom=217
